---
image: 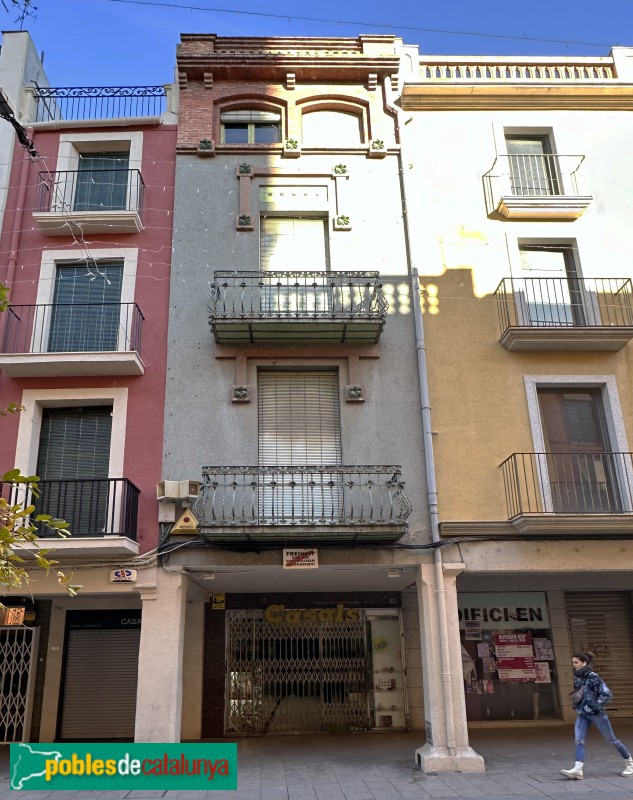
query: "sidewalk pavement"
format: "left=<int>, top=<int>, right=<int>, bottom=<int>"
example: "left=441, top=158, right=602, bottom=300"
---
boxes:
left=3, top=723, right=633, bottom=799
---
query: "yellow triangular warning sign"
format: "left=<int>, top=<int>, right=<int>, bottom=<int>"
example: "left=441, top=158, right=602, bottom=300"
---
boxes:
left=171, top=508, right=199, bottom=534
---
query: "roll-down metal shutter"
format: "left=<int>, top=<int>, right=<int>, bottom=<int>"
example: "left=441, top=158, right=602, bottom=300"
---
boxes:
left=258, top=370, right=341, bottom=466
left=49, top=262, right=123, bottom=352
left=59, top=628, right=140, bottom=739
left=260, top=218, right=329, bottom=272
left=564, top=591, right=633, bottom=716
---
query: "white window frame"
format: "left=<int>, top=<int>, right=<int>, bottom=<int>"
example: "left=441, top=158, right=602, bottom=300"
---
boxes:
left=220, top=111, right=281, bottom=144
left=524, top=374, right=633, bottom=512
left=14, top=388, right=129, bottom=537
left=14, top=388, right=128, bottom=479
left=33, top=248, right=138, bottom=353
left=53, top=132, right=143, bottom=212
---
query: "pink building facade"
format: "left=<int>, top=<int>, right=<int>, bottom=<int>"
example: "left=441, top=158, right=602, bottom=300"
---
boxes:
left=0, top=74, right=177, bottom=742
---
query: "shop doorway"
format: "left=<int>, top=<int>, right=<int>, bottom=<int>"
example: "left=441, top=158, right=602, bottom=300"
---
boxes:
left=224, top=610, right=406, bottom=734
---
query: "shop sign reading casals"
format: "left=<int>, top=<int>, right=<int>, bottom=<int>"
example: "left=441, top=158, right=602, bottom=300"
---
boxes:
left=264, top=603, right=359, bottom=624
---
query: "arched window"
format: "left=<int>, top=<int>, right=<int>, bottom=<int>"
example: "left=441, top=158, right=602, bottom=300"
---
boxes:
left=301, top=110, right=363, bottom=147
left=220, top=110, right=281, bottom=144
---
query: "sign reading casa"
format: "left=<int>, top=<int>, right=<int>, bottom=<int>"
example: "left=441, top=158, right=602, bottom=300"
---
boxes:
left=264, top=603, right=359, bottom=624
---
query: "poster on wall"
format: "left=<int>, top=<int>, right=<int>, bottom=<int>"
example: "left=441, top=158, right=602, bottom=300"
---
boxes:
left=534, top=638, right=554, bottom=660
left=495, top=633, right=536, bottom=682
left=465, top=621, right=481, bottom=640
left=534, top=662, right=552, bottom=683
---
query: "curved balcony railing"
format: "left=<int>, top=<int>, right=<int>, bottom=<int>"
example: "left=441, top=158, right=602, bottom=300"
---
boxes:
left=209, top=271, right=388, bottom=343
left=2, top=479, right=140, bottom=540
left=36, top=169, right=144, bottom=216
left=195, top=466, right=411, bottom=528
left=210, top=271, right=387, bottom=319
left=500, top=452, right=633, bottom=518
left=1, top=303, right=144, bottom=355
left=33, top=86, right=167, bottom=122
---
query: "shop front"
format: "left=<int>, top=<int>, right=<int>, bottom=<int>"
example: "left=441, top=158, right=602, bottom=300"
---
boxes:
left=459, top=592, right=561, bottom=722
left=203, top=593, right=407, bottom=736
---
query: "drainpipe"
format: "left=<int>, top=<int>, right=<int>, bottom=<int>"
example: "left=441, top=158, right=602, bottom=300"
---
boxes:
left=6, top=127, right=34, bottom=288
left=411, top=270, right=457, bottom=754
left=383, top=75, right=457, bottom=754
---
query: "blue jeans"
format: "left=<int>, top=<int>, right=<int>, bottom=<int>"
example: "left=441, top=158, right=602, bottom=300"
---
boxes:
left=575, top=712, right=631, bottom=762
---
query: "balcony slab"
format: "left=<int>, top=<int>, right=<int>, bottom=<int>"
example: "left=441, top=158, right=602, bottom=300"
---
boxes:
left=16, top=536, right=139, bottom=558
left=212, top=318, right=384, bottom=344
left=510, top=514, right=633, bottom=536
left=199, top=523, right=408, bottom=544
left=495, top=194, right=592, bottom=220
left=0, top=351, right=145, bottom=376
left=499, top=326, right=633, bottom=351
left=32, top=210, right=143, bottom=235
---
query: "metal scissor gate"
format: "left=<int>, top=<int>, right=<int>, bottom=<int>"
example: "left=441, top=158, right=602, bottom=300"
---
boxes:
left=0, top=626, right=39, bottom=742
left=226, top=610, right=369, bottom=734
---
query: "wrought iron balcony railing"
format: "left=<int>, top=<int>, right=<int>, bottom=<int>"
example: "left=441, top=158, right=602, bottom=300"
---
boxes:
left=33, top=86, right=167, bottom=122
left=1, top=303, right=144, bottom=355
left=209, top=271, right=388, bottom=343
left=36, top=169, right=144, bottom=216
left=195, top=466, right=411, bottom=528
left=2, top=479, right=140, bottom=540
left=495, top=277, right=633, bottom=340
left=500, top=452, right=633, bottom=518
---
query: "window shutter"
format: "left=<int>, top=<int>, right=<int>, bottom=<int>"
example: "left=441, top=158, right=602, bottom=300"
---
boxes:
left=260, top=218, right=329, bottom=272
left=74, top=152, right=130, bottom=212
left=37, top=407, right=112, bottom=480
left=36, top=407, right=113, bottom=536
left=49, top=263, right=124, bottom=352
left=258, top=371, right=341, bottom=466
left=221, top=111, right=280, bottom=123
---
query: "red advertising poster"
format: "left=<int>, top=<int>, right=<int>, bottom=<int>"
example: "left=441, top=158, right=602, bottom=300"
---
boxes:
left=495, top=633, right=535, bottom=682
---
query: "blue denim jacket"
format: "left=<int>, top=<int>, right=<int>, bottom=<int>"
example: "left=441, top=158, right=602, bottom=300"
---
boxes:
left=572, top=668, right=613, bottom=715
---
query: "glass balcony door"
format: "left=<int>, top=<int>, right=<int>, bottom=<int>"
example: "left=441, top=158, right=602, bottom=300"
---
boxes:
left=260, top=218, right=330, bottom=315
left=506, top=136, right=560, bottom=196
left=516, top=246, right=596, bottom=328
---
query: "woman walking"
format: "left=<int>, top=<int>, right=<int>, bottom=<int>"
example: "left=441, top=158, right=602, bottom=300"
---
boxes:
left=561, top=652, right=633, bottom=780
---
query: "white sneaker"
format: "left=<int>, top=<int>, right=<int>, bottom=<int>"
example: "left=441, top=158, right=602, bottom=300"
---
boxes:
left=621, top=757, right=633, bottom=776
left=561, top=762, right=584, bottom=780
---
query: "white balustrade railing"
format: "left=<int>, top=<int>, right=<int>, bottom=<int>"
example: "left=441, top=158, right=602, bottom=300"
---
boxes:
left=419, top=58, right=615, bottom=82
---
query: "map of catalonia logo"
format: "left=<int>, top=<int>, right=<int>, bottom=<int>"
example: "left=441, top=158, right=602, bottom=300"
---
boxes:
left=10, top=742, right=237, bottom=790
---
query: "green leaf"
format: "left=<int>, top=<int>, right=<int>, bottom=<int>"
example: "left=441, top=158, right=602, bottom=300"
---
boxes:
left=2, top=469, right=21, bottom=481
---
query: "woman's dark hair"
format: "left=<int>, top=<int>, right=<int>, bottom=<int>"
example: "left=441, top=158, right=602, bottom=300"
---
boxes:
left=573, top=652, right=594, bottom=665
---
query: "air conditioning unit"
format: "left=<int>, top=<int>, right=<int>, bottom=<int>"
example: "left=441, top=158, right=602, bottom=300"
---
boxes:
left=156, top=480, right=201, bottom=501
left=179, top=480, right=201, bottom=500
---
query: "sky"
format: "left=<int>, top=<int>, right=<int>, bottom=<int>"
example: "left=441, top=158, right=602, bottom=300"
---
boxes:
left=3, top=0, right=633, bottom=87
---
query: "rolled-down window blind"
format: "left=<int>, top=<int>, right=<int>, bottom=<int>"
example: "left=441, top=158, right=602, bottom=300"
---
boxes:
left=260, top=217, right=329, bottom=272
left=258, top=371, right=341, bottom=466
